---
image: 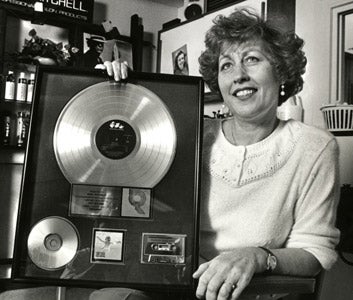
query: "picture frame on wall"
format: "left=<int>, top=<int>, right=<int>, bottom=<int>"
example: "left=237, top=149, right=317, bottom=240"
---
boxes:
left=79, top=31, right=133, bottom=69
left=82, top=32, right=133, bottom=66
left=172, top=44, right=189, bottom=76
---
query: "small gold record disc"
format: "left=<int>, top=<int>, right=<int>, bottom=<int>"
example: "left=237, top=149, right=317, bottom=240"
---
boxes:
left=53, top=82, right=177, bottom=188
left=27, top=217, right=79, bottom=271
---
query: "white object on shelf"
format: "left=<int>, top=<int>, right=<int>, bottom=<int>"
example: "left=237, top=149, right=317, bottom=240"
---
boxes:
left=16, top=72, right=27, bottom=102
left=26, top=73, right=35, bottom=103
left=4, top=70, right=15, bottom=101
left=321, top=102, right=353, bottom=132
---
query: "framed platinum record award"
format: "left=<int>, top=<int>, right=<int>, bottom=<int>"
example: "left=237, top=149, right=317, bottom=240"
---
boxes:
left=12, top=66, right=203, bottom=293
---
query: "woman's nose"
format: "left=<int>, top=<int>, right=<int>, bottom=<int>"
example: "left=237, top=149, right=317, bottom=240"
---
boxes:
left=233, top=65, right=250, bottom=84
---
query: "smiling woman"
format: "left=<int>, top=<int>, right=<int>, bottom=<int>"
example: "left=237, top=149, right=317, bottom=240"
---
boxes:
left=191, top=8, right=340, bottom=300
left=100, top=8, right=341, bottom=300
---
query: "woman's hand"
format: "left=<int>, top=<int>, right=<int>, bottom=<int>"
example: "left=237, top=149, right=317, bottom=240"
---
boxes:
left=193, top=247, right=266, bottom=300
left=104, top=59, right=129, bottom=81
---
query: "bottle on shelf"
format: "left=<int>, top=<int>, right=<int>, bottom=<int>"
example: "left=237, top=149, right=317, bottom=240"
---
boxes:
left=2, top=115, right=11, bottom=146
left=16, top=111, right=26, bottom=148
left=16, top=72, right=27, bottom=102
left=4, top=70, right=16, bottom=101
left=26, top=73, right=35, bottom=103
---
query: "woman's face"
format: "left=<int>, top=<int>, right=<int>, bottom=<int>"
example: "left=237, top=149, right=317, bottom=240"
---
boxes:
left=177, top=53, right=185, bottom=70
left=218, top=40, right=280, bottom=123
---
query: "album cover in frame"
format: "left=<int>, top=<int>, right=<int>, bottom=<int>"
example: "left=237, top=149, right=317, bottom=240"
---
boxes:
left=12, top=66, right=203, bottom=292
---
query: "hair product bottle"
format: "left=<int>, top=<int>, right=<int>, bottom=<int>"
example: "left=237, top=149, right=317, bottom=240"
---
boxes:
left=16, top=72, right=27, bottom=102
left=16, top=111, right=26, bottom=147
left=26, top=73, right=35, bottom=103
left=2, top=115, right=11, bottom=146
left=4, top=70, right=15, bottom=101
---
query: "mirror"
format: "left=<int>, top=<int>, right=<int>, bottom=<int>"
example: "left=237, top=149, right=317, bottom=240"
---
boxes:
left=331, top=3, right=353, bottom=104
left=343, top=13, right=353, bottom=104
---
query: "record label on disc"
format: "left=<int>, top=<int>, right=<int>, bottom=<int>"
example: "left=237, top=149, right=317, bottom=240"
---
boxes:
left=53, top=82, right=177, bottom=188
left=27, top=217, right=79, bottom=271
left=95, top=119, right=136, bottom=159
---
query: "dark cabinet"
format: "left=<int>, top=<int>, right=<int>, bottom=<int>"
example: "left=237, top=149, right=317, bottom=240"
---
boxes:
left=0, top=6, right=142, bottom=287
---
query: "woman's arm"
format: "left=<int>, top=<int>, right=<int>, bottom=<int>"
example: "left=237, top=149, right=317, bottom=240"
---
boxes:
left=192, top=246, right=320, bottom=300
left=271, top=247, right=321, bottom=276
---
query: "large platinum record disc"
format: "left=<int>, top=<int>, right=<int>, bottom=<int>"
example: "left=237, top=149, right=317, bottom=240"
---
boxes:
left=27, top=217, right=79, bottom=270
left=53, top=82, right=177, bottom=188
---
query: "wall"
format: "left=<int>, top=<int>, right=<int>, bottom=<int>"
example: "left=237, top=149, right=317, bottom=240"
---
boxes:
left=295, top=0, right=334, bottom=128
left=296, top=1, right=353, bottom=298
left=93, top=0, right=178, bottom=72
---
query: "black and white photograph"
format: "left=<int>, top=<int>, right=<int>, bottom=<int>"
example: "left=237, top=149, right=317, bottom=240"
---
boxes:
left=172, top=44, right=189, bottom=75
left=91, top=228, right=125, bottom=264
left=1, top=0, right=353, bottom=299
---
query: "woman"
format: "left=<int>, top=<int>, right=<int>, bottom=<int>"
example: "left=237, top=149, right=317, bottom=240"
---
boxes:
left=174, top=50, right=189, bottom=75
left=104, top=8, right=340, bottom=300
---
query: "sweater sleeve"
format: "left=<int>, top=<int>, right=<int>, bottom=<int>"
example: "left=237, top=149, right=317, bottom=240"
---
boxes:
left=285, top=138, right=341, bottom=270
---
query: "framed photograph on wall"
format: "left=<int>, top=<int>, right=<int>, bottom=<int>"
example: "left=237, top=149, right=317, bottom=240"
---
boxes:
left=75, top=23, right=133, bottom=69
left=172, top=44, right=189, bottom=75
left=79, top=32, right=133, bottom=69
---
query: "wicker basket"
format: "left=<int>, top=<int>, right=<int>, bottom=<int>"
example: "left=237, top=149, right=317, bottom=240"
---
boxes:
left=321, top=104, right=353, bottom=134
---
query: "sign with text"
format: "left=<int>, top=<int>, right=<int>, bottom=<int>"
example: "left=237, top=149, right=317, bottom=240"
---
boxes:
left=0, top=0, right=94, bottom=23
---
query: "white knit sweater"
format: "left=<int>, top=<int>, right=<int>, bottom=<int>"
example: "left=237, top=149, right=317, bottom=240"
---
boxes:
left=200, top=118, right=340, bottom=270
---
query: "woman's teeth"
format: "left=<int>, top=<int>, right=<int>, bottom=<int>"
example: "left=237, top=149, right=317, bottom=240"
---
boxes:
left=235, top=89, right=255, bottom=97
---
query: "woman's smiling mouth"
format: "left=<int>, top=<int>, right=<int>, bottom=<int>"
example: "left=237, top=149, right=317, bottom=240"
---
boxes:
left=232, top=88, right=257, bottom=99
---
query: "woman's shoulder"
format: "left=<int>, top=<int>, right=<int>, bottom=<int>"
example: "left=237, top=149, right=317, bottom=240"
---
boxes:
left=284, top=119, right=337, bottom=152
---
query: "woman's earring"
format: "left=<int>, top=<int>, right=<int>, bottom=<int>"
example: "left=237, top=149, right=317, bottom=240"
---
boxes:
left=280, top=84, right=285, bottom=96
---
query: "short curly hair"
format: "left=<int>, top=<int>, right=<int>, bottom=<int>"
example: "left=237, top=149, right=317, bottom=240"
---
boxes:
left=199, top=8, right=307, bottom=104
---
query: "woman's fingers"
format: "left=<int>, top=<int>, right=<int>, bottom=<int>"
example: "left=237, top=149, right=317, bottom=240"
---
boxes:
left=193, top=261, right=209, bottom=279
left=104, top=61, right=113, bottom=76
left=217, top=281, right=237, bottom=300
left=206, top=271, right=235, bottom=300
left=193, top=250, right=258, bottom=300
left=195, top=266, right=216, bottom=299
left=230, top=272, right=253, bottom=300
left=94, top=63, right=106, bottom=70
left=216, top=267, right=243, bottom=300
left=104, top=60, right=129, bottom=81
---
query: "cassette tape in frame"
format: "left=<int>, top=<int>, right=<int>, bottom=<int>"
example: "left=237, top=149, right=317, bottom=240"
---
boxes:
left=12, top=66, right=203, bottom=292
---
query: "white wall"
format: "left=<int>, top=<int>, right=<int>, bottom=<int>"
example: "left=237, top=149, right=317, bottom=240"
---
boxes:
left=296, top=0, right=353, bottom=186
left=295, top=0, right=331, bottom=128
left=295, top=0, right=353, bottom=125
left=296, top=3, right=353, bottom=298
left=93, top=0, right=178, bottom=72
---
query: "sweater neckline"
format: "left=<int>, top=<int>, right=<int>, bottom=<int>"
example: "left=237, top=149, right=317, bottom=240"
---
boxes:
left=205, top=119, right=301, bottom=187
left=219, top=118, right=286, bottom=153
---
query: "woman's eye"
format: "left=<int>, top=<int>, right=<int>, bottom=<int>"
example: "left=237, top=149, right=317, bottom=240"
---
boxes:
left=220, top=62, right=232, bottom=71
left=244, top=56, right=259, bottom=64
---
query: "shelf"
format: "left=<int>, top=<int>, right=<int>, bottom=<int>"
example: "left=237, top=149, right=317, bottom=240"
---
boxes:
left=0, top=100, right=31, bottom=106
left=0, top=147, right=25, bottom=164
